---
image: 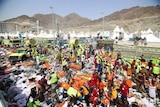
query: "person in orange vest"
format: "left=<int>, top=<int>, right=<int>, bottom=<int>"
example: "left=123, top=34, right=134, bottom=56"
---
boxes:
left=79, top=85, right=90, bottom=107
left=111, top=85, right=118, bottom=107
left=99, top=78, right=105, bottom=94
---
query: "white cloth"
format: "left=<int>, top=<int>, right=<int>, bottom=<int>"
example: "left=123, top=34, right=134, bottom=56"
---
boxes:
left=16, top=77, right=28, bottom=85
left=35, top=75, right=42, bottom=81
left=20, top=65, right=25, bottom=71
left=141, top=97, right=155, bottom=107
left=127, top=97, right=135, bottom=105
left=36, top=56, right=40, bottom=65
left=81, top=102, right=87, bottom=107
left=16, top=83, right=27, bottom=90
left=73, top=105, right=78, bottom=107
left=21, top=86, right=32, bottom=97
left=81, top=55, right=85, bottom=62
left=149, top=86, right=156, bottom=98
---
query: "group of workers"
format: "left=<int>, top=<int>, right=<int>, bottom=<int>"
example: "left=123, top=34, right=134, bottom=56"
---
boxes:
left=48, top=41, right=160, bottom=107
left=0, top=38, right=160, bottom=107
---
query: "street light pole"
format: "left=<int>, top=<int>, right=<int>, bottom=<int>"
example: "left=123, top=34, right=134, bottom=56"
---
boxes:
left=36, top=20, right=39, bottom=35
left=16, top=24, right=18, bottom=33
left=50, top=6, right=54, bottom=36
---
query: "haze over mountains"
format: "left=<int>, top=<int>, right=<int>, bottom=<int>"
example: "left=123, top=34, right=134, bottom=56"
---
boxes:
left=3, top=5, right=160, bottom=32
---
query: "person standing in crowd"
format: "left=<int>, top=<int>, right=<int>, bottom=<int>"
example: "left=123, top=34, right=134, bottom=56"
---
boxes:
left=117, top=50, right=121, bottom=60
left=156, top=75, right=160, bottom=101
left=79, top=85, right=90, bottom=107
left=131, top=59, right=136, bottom=69
left=81, top=54, right=85, bottom=69
left=97, top=55, right=102, bottom=73
left=90, top=86, right=99, bottom=107
left=148, top=60, right=153, bottom=73
left=115, top=36, right=118, bottom=44
left=107, top=71, right=114, bottom=87
left=102, top=86, right=111, bottom=107
left=62, top=58, right=68, bottom=71
left=120, top=78, right=129, bottom=105
left=135, top=71, right=144, bottom=92
left=94, top=52, right=98, bottom=68
left=111, top=85, right=118, bottom=107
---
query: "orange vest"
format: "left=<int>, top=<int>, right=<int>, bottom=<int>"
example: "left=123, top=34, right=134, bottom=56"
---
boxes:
left=99, top=82, right=104, bottom=91
left=111, top=88, right=118, bottom=99
left=81, top=86, right=89, bottom=95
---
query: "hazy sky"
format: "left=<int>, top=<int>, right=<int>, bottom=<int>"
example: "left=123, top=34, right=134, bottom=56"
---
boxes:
left=0, top=0, right=159, bottom=21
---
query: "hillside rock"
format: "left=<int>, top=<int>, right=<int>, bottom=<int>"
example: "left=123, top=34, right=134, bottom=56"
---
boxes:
left=2, top=5, right=160, bottom=32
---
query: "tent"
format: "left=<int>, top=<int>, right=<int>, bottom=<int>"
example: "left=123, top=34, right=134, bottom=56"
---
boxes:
left=112, top=26, right=120, bottom=39
left=141, top=28, right=160, bottom=43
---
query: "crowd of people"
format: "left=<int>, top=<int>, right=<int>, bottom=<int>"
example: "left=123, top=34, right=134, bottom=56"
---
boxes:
left=0, top=40, right=160, bottom=107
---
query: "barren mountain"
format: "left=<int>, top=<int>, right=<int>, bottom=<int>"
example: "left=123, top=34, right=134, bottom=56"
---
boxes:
left=33, top=13, right=91, bottom=30
left=89, top=5, right=160, bottom=32
left=4, top=15, right=37, bottom=25
left=62, top=13, right=91, bottom=28
left=3, top=5, right=160, bottom=32
left=33, top=13, right=63, bottom=29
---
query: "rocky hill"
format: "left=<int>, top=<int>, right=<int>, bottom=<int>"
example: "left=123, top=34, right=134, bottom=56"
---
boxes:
left=4, top=15, right=37, bottom=25
left=89, top=5, right=160, bottom=32
left=3, top=5, right=160, bottom=32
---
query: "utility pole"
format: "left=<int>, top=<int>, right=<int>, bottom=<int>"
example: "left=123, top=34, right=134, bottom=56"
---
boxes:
left=16, top=24, right=18, bottom=33
left=50, top=6, right=54, bottom=38
left=36, top=20, right=39, bottom=35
